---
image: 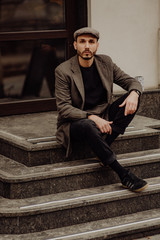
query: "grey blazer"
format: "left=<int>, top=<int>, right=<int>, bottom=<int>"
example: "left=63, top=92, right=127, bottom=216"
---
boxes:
left=55, top=54, right=142, bottom=156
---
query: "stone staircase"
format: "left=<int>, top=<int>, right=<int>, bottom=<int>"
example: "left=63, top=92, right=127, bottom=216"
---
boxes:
left=0, top=112, right=160, bottom=240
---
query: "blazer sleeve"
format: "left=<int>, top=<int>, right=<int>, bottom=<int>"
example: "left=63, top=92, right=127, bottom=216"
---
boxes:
left=55, top=66, right=87, bottom=121
left=113, top=63, right=143, bottom=94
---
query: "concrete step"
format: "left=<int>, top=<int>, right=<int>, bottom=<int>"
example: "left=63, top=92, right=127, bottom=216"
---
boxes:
left=1, top=210, right=160, bottom=240
left=1, top=209, right=160, bottom=240
left=0, top=209, right=160, bottom=239
left=0, top=176, right=160, bottom=234
left=1, top=149, right=160, bottom=199
left=0, top=114, right=160, bottom=166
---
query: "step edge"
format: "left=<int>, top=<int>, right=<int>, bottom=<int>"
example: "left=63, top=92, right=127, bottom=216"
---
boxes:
left=38, top=216, right=160, bottom=240
left=1, top=209, right=160, bottom=240
left=1, top=151, right=160, bottom=182
left=0, top=179, right=160, bottom=216
left=0, top=127, right=159, bottom=152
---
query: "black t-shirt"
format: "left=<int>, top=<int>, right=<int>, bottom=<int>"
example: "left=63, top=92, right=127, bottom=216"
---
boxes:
left=80, top=61, right=107, bottom=110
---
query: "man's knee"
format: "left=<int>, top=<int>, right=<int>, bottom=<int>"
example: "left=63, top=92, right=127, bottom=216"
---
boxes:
left=71, top=118, right=98, bottom=137
left=73, top=118, right=102, bottom=139
left=81, top=119, right=98, bottom=133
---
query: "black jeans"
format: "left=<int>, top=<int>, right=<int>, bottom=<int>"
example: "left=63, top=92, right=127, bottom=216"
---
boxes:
left=70, top=93, right=140, bottom=166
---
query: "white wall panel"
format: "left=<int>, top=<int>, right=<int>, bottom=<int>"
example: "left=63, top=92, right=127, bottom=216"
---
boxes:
left=88, top=0, right=160, bottom=91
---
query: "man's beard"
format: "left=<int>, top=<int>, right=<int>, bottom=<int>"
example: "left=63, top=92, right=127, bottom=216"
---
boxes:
left=77, top=50, right=96, bottom=60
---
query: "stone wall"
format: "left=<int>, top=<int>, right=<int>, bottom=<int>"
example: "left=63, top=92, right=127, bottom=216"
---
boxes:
left=138, top=89, right=160, bottom=120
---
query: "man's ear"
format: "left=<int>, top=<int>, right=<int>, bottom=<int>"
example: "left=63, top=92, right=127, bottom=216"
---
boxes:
left=73, top=41, right=77, bottom=50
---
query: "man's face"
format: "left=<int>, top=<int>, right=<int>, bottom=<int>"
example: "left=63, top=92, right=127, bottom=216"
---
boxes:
left=73, top=34, right=99, bottom=60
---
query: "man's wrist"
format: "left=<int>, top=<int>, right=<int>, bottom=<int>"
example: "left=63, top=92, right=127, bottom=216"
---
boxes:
left=131, top=89, right=141, bottom=97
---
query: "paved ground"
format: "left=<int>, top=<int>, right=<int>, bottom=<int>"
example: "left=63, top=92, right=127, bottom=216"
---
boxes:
left=0, top=111, right=58, bottom=139
left=0, top=111, right=160, bottom=141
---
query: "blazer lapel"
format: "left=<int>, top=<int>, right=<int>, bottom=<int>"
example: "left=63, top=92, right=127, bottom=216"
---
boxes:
left=71, top=56, right=85, bottom=103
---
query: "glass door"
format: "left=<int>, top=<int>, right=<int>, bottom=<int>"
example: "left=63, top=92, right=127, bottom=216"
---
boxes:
left=0, top=0, right=87, bottom=116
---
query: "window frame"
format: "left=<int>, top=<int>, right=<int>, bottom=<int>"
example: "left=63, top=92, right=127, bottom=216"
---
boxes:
left=0, top=0, right=87, bottom=116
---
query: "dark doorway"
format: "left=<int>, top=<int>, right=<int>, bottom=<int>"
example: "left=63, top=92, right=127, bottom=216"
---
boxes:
left=0, top=0, right=87, bottom=116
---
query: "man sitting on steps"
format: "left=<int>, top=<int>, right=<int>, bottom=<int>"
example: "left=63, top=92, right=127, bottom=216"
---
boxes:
left=55, top=27, right=148, bottom=192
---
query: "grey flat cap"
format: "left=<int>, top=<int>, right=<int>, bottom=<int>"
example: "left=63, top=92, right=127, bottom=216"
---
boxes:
left=74, top=27, right=99, bottom=40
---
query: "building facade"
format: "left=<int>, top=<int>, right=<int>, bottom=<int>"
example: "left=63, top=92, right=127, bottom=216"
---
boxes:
left=0, top=0, right=159, bottom=116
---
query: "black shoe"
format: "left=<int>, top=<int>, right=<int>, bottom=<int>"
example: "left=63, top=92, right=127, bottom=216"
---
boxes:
left=121, top=170, right=148, bottom=192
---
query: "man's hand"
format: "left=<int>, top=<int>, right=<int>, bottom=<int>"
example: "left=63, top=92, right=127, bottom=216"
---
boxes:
left=119, top=91, right=139, bottom=116
left=88, top=115, right=113, bottom=134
